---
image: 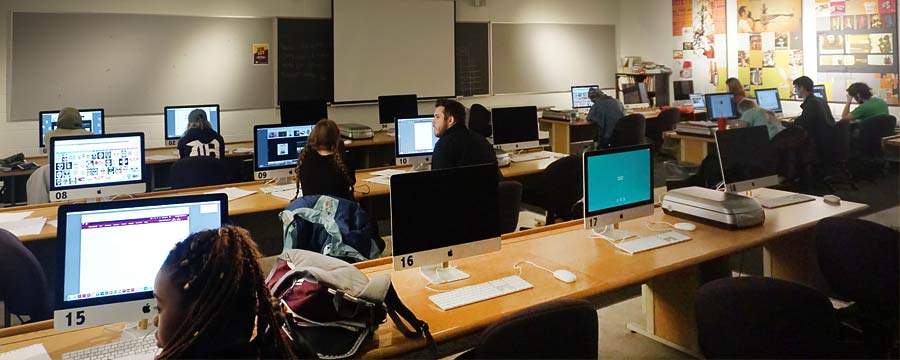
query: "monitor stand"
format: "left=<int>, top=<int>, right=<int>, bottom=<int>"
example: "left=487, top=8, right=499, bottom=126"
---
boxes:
left=411, top=163, right=430, bottom=172
left=381, top=124, right=396, bottom=136
left=591, top=223, right=637, bottom=242
left=420, top=261, right=470, bottom=284
left=266, top=176, right=294, bottom=186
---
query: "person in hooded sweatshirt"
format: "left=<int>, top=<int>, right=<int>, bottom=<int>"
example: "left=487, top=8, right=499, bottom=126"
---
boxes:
left=177, top=109, right=225, bottom=158
left=43, top=107, right=91, bottom=147
left=30, top=107, right=92, bottom=204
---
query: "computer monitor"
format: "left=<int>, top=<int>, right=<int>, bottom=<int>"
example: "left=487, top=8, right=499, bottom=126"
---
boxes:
left=53, top=194, right=228, bottom=331
left=395, top=115, right=438, bottom=168
left=673, top=80, right=695, bottom=101
left=491, top=106, right=540, bottom=151
left=38, top=109, right=105, bottom=149
left=583, top=144, right=654, bottom=241
left=163, top=104, right=220, bottom=145
left=390, top=163, right=500, bottom=284
left=704, top=93, right=739, bottom=119
left=813, top=85, right=827, bottom=101
left=49, top=133, right=146, bottom=202
left=622, top=83, right=650, bottom=105
left=280, top=99, right=328, bottom=126
left=714, top=126, right=779, bottom=193
left=252, top=124, right=313, bottom=183
left=571, top=85, right=599, bottom=109
left=689, top=94, right=706, bottom=110
left=378, top=94, right=418, bottom=129
left=754, top=88, right=782, bottom=113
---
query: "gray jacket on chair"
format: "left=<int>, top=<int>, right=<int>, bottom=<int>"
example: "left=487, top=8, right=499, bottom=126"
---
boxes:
left=26, top=165, right=51, bottom=205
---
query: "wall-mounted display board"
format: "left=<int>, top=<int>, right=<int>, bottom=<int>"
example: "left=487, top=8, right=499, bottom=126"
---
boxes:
left=734, top=0, right=804, bottom=99
left=671, top=0, right=729, bottom=95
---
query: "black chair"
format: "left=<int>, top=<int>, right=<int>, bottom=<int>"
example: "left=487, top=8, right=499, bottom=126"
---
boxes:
left=772, top=123, right=812, bottom=191
left=824, top=120, right=857, bottom=192
left=468, top=104, right=492, bottom=138
left=608, top=113, right=647, bottom=148
left=0, top=228, right=51, bottom=326
left=815, top=217, right=899, bottom=358
left=497, top=180, right=522, bottom=234
left=645, top=108, right=681, bottom=154
left=169, top=156, right=231, bottom=190
left=851, top=114, right=897, bottom=179
left=696, top=276, right=838, bottom=359
left=535, top=154, right=583, bottom=223
left=456, top=298, right=598, bottom=359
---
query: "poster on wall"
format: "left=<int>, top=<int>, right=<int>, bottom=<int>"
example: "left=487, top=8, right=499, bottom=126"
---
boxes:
left=672, top=0, right=728, bottom=94
left=815, top=0, right=898, bottom=105
left=734, top=0, right=803, bottom=99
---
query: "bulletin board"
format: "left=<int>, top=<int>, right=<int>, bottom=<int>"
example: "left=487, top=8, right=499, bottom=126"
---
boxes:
left=734, top=0, right=804, bottom=99
left=671, top=0, right=729, bottom=95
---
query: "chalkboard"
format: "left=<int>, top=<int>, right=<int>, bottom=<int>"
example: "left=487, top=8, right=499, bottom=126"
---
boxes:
left=455, top=22, right=490, bottom=96
left=278, top=18, right=333, bottom=103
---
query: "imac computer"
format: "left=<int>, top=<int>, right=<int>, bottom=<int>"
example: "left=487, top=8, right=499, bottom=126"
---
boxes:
left=689, top=94, right=706, bottom=110
left=813, top=85, right=827, bottom=101
left=54, top=194, right=228, bottom=332
left=673, top=80, right=695, bottom=102
left=395, top=115, right=438, bottom=170
left=390, top=163, right=500, bottom=284
left=583, top=144, right=654, bottom=241
left=49, top=133, right=146, bottom=202
left=491, top=106, right=540, bottom=152
left=280, top=99, right=328, bottom=126
left=378, top=94, right=418, bottom=131
left=164, top=104, right=220, bottom=146
left=714, top=126, right=779, bottom=193
left=253, top=124, right=313, bottom=183
left=39, top=108, right=105, bottom=150
left=571, top=85, right=599, bottom=109
left=704, top=93, right=739, bottom=119
left=754, top=88, right=783, bottom=114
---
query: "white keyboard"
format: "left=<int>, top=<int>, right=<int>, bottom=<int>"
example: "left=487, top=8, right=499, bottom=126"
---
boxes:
left=613, top=231, right=691, bottom=255
left=428, top=275, right=533, bottom=311
left=62, top=336, right=158, bottom=360
left=260, top=184, right=297, bottom=193
left=509, top=151, right=552, bottom=163
left=759, top=193, right=814, bottom=209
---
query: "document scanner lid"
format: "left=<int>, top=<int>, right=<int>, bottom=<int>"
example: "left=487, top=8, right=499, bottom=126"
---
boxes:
left=663, top=186, right=762, bottom=215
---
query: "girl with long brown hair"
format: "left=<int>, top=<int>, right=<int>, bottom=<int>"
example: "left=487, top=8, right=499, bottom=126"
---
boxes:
left=292, top=119, right=355, bottom=201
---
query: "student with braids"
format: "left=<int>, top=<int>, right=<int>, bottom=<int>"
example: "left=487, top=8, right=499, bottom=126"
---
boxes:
left=152, top=226, right=314, bottom=359
left=292, top=119, right=356, bottom=201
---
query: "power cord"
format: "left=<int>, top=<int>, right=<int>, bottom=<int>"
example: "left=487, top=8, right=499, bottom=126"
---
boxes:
left=589, top=225, right=628, bottom=244
left=513, top=260, right=554, bottom=277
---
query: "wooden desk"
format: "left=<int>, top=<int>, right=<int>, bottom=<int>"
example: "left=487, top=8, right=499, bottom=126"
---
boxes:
left=884, top=134, right=900, bottom=163
left=0, top=189, right=867, bottom=358
left=663, top=131, right=715, bottom=164
left=540, top=109, right=663, bottom=154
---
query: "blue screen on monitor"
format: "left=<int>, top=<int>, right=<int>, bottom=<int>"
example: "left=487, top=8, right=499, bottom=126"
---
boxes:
left=165, top=105, right=220, bottom=139
left=40, top=110, right=104, bottom=147
left=585, top=148, right=652, bottom=213
left=706, top=93, right=737, bottom=119
left=755, top=89, right=782, bottom=113
left=396, top=117, right=437, bottom=156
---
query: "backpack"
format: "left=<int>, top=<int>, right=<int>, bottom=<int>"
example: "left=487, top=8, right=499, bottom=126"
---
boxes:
left=266, top=249, right=435, bottom=359
left=280, top=195, right=385, bottom=263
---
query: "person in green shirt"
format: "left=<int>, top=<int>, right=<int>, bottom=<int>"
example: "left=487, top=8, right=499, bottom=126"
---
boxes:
left=840, top=82, right=889, bottom=124
left=735, top=99, right=785, bottom=140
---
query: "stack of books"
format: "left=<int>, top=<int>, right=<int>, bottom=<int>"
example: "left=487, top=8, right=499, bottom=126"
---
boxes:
left=674, top=121, right=718, bottom=137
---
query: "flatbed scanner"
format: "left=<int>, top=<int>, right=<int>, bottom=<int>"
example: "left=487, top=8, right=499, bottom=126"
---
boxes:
left=661, top=186, right=765, bottom=229
left=338, top=123, right=374, bottom=140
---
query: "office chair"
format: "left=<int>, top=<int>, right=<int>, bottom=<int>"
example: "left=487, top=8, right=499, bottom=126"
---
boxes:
left=0, top=228, right=51, bottom=327
left=771, top=123, right=812, bottom=192
left=168, top=156, right=231, bottom=190
left=608, top=113, right=647, bottom=149
left=851, top=114, right=897, bottom=180
left=815, top=217, right=899, bottom=358
left=696, top=276, right=838, bottom=359
left=823, top=120, right=857, bottom=192
left=645, top=107, right=680, bottom=155
left=497, top=180, right=522, bottom=234
left=535, top=154, right=583, bottom=223
left=468, top=104, right=492, bottom=138
left=456, top=298, right=598, bottom=359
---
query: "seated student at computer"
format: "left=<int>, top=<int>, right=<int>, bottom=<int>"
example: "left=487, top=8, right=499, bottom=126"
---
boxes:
left=586, top=88, right=625, bottom=147
left=792, top=76, right=835, bottom=153
left=726, top=78, right=749, bottom=112
left=29, top=107, right=91, bottom=205
left=153, top=226, right=313, bottom=359
left=840, top=82, right=889, bottom=124
left=735, top=99, right=785, bottom=140
left=431, top=99, right=497, bottom=170
left=294, top=119, right=355, bottom=200
left=42, top=107, right=91, bottom=146
left=177, top=109, right=226, bottom=158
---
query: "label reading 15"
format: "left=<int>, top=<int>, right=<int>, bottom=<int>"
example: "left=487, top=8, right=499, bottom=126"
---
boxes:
left=399, top=255, right=414, bottom=268
left=65, top=311, right=86, bottom=327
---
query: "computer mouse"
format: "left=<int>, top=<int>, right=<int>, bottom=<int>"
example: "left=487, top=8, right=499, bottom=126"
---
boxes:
left=823, top=194, right=841, bottom=205
left=552, top=269, right=577, bottom=283
left=673, top=222, right=696, bottom=232
left=343, top=139, right=352, bottom=145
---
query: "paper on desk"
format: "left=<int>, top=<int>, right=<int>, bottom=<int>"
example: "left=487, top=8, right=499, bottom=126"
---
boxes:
left=0, top=211, right=32, bottom=223
left=272, top=189, right=299, bottom=201
left=48, top=219, right=58, bottom=228
left=364, top=176, right=392, bottom=186
left=204, top=187, right=256, bottom=201
left=147, top=154, right=178, bottom=161
left=369, top=169, right=407, bottom=177
left=0, top=217, right=47, bottom=237
left=0, top=343, right=52, bottom=360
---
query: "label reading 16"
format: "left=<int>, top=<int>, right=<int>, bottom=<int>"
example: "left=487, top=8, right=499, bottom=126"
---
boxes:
left=399, top=255, right=414, bottom=268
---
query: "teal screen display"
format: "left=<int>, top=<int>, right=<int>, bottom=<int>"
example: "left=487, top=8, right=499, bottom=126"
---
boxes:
left=586, top=148, right=651, bottom=213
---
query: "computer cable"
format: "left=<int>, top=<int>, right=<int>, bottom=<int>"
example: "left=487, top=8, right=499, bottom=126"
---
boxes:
left=513, top=260, right=553, bottom=277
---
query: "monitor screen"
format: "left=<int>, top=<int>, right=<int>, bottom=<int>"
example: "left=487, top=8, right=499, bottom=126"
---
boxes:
left=754, top=88, right=782, bottom=113
left=378, top=94, right=418, bottom=125
left=39, top=109, right=105, bottom=147
left=705, top=93, right=738, bottom=119
left=715, top=126, right=778, bottom=191
left=813, top=85, right=827, bottom=101
left=623, top=83, right=650, bottom=104
left=396, top=116, right=438, bottom=157
left=57, top=194, right=227, bottom=308
left=50, top=133, right=144, bottom=191
left=253, top=124, right=313, bottom=171
left=280, top=100, right=328, bottom=126
left=491, top=106, right=539, bottom=146
left=571, top=85, right=599, bottom=109
left=583, top=145, right=653, bottom=216
left=673, top=81, right=695, bottom=101
left=690, top=94, right=706, bottom=109
left=164, top=105, right=220, bottom=140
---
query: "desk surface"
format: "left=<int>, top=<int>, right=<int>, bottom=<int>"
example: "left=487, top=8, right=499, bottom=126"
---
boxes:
left=0, top=188, right=867, bottom=359
left=539, top=109, right=665, bottom=126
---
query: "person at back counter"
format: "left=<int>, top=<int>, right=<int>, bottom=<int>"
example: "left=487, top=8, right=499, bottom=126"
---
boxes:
left=840, top=82, right=889, bottom=124
left=431, top=99, right=497, bottom=170
left=178, top=109, right=225, bottom=159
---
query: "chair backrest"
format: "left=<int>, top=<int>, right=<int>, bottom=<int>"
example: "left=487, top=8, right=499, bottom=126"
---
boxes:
left=856, top=114, right=897, bottom=156
left=656, top=107, right=682, bottom=131
left=0, top=229, right=51, bottom=322
left=830, top=120, right=852, bottom=162
left=772, top=124, right=810, bottom=182
left=168, top=156, right=231, bottom=190
left=497, top=180, right=522, bottom=234
left=468, top=104, right=493, bottom=138
left=609, top=113, right=646, bottom=148
left=696, top=276, right=837, bottom=359
left=25, top=165, right=52, bottom=205
left=538, top=154, right=583, bottom=222
left=458, top=298, right=598, bottom=359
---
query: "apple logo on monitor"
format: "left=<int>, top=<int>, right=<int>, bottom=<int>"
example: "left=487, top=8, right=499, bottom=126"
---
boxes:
left=447, top=249, right=453, bottom=257
left=142, top=303, right=152, bottom=314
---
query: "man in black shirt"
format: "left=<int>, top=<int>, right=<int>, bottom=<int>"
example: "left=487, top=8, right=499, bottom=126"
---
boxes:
left=431, top=99, right=497, bottom=170
left=792, top=76, right=835, bottom=150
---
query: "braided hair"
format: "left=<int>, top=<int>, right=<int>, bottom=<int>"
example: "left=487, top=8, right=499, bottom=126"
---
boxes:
left=156, top=226, right=297, bottom=359
left=293, top=119, right=353, bottom=200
